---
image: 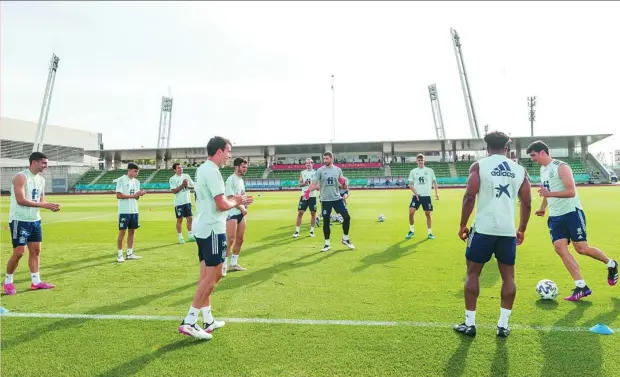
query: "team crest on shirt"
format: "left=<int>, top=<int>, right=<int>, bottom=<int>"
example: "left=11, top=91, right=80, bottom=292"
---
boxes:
left=549, top=171, right=555, bottom=179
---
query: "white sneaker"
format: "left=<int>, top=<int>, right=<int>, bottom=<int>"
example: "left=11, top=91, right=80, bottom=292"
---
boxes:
left=293, top=232, right=299, bottom=238
left=117, top=255, right=125, bottom=263
left=204, top=320, right=226, bottom=333
left=178, top=237, right=185, bottom=244
left=320, top=244, right=331, bottom=252
left=342, top=239, right=355, bottom=250
left=229, top=264, right=246, bottom=272
left=221, top=265, right=227, bottom=277
left=309, top=231, right=315, bottom=237
left=178, top=322, right=213, bottom=340
left=126, top=253, right=142, bottom=260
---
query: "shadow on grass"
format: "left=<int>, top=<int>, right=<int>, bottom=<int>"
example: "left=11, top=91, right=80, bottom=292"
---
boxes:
left=351, top=239, right=428, bottom=273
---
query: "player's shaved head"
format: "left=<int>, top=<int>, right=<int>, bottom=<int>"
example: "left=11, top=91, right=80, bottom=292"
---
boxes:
left=484, top=131, right=511, bottom=153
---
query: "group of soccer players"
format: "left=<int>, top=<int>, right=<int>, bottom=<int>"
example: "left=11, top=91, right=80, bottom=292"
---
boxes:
left=4, top=134, right=619, bottom=341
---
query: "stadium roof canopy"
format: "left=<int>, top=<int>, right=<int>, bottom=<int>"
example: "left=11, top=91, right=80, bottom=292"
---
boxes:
left=85, top=133, right=612, bottom=160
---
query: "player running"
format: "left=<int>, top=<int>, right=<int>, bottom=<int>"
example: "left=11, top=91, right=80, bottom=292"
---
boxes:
left=339, top=176, right=350, bottom=205
left=294, top=158, right=318, bottom=238
left=527, top=140, right=618, bottom=301
left=116, top=163, right=145, bottom=262
left=178, top=136, right=252, bottom=340
left=406, top=154, right=439, bottom=240
left=304, top=152, right=355, bottom=252
left=169, top=162, right=195, bottom=244
left=4, top=152, right=60, bottom=295
left=455, top=131, right=532, bottom=338
left=223, top=157, right=249, bottom=276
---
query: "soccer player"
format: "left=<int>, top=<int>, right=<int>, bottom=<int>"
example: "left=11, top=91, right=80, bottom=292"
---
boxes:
left=455, top=131, right=531, bottom=338
left=339, top=176, right=350, bottom=205
left=293, top=158, right=318, bottom=238
left=116, top=163, right=145, bottom=262
left=169, top=162, right=195, bottom=244
left=223, top=157, right=249, bottom=276
left=527, top=140, right=618, bottom=301
left=178, top=136, right=252, bottom=340
left=304, top=152, right=355, bottom=252
left=3, top=152, right=60, bottom=295
left=406, top=154, right=439, bottom=240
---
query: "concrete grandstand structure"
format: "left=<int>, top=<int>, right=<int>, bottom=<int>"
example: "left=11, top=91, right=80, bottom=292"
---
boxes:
left=74, top=133, right=614, bottom=193
left=0, top=117, right=102, bottom=192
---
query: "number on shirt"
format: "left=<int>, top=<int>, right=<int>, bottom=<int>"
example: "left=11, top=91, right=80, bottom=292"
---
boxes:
left=543, top=180, right=551, bottom=191
left=326, top=177, right=334, bottom=185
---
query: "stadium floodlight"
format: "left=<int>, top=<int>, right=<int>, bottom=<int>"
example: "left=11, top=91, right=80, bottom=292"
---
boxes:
left=428, top=83, right=447, bottom=140
left=157, top=96, right=174, bottom=150
left=33, top=54, right=60, bottom=153
left=527, top=96, right=537, bottom=137
left=450, top=28, right=481, bottom=139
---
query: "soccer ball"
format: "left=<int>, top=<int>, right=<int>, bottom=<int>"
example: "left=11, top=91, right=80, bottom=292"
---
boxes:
left=378, top=214, right=386, bottom=222
left=536, top=279, right=558, bottom=300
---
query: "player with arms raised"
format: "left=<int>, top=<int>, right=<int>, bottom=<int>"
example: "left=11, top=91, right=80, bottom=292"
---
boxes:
left=178, top=136, right=252, bottom=340
left=294, top=158, right=318, bottom=238
left=406, top=154, right=439, bottom=240
left=304, top=152, right=354, bottom=252
left=223, top=157, right=249, bottom=276
left=527, top=140, right=618, bottom=301
left=455, top=131, right=531, bottom=338
left=169, top=162, right=195, bottom=244
left=4, top=152, right=60, bottom=295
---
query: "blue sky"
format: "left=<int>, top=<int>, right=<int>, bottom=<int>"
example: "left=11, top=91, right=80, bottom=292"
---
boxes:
left=1, top=1, right=618, bottom=162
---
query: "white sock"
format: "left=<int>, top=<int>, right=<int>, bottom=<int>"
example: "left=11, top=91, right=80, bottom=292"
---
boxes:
left=127, top=248, right=133, bottom=255
left=231, top=254, right=239, bottom=266
left=428, top=228, right=432, bottom=235
left=465, top=310, right=476, bottom=327
left=409, top=225, right=414, bottom=232
left=575, top=280, right=586, bottom=288
left=118, top=249, right=123, bottom=257
left=178, top=233, right=183, bottom=238
left=295, top=226, right=300, bottom=233
left=607, top=259, right=616, bottom=268
left=325, top=239, right=331, bottom=246
left=5, top=273, right=14, bottom=284
left=498, top=307, right=511, bottom=328
left=183, top=306, right=200, bottom=325
left=31, top=272, right=41, bottom=285
left=310, top=226, right=315, bottom=232
left=202, top=305, right=214, bottom=324
left=223, top=257, right=228, bottom=267
left=343, top=234, right=349, bottom=241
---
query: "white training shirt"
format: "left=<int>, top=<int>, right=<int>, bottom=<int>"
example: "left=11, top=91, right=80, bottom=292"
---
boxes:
left=540, top=159, right=583, bottom=217
left=472, top=154, right=526, bottom=237
left=169, top=173, right=194, bottom=207
left=193, top=160, right=227, bottom=237
left=9, top=169, right=45, bottom=222
left=115, top=175, right=140, bottom=215
left=408, top=167, right=436, bottom=197
left=225, top=173, right=246, bottom=216
left=300, top=169, right=317, bottom=198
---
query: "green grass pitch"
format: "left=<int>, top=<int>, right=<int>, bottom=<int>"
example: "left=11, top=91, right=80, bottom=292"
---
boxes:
left=1, top=186, right=620, bottom=377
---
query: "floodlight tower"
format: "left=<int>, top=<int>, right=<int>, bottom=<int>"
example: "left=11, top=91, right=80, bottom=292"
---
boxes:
left=528, top=96, right=537, bottom=136
left=156, top=96, right=173, bottom=168
left=33, top=54, right=60, bottom=153
left=450, top=28, right=481, bottom=139
left=428, top=83, right=446, bottom=140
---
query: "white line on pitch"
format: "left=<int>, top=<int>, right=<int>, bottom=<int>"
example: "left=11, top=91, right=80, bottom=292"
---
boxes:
left=0, top=312, right=614, bottom=333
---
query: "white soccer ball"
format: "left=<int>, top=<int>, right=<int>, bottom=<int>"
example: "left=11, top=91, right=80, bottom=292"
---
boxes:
left=378, top=214, right=386, bottom=222
left=536, top=279, right=558, bottom=300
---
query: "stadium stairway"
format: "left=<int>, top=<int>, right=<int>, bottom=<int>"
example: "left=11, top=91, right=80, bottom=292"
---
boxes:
left=262, top=167, right=271, bottom=179
left=448, top=163, right=458, bottom=177
left=144, top=170, right=159, bottom=184
left=383, top=165, right=391, bottom=177
left=90, top=170, right=107, bottom=184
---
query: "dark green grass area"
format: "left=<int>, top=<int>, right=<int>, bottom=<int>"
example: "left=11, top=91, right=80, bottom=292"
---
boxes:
left=2, top=187, right=620, bottom=376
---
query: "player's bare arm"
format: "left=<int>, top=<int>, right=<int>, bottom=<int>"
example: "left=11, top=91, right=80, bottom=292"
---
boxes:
left=298, top=173, right=307, bottom=187
left=13, top=175, right=59, bottom=211
left=433, top=180, right=439, bottom=199
left=215, top=193, right=252, bottom=212
left=538, top=164, right=576, bottom=198
left=516, top=175, right=533, bottom=244
left=536, top=197, right=548, bottom=216
left=459, top=162, right=480, bottom=240
left=227, top=194, right=248, bottom=214
left=171, top=181, right=187, bottom=194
